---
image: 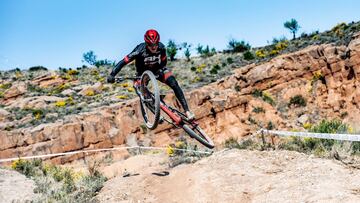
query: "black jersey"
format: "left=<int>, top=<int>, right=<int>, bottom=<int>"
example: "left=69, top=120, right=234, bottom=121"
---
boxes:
left=110, top=42, right=167, bottom=77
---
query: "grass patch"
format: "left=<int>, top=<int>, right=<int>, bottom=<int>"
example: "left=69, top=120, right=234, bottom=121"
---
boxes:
left=278, top=119, right=359, bottom=156
left=11, top=159, right=107, bottom=202
left=224, top=137, right=259, bottom=150
left=167, top=136, right=212, bottom=167
left=288, top=95, right=306, bottom=107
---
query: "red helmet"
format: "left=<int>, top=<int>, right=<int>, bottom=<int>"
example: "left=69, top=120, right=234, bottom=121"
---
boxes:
left=144, top=29, right=160, bottom=45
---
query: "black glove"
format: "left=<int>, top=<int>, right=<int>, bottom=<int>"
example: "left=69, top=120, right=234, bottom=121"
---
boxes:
left=107, top=75, right=115, bottom=83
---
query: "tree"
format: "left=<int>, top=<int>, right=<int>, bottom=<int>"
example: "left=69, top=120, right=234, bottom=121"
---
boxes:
left=181, top=42, right=192, bottom=61
left=166, top=40, right=177, bottom=61
left=196, top=44, right=203, bottom=55
left=227, top=39, right=251, bottom=53
left=284, top=18, right=300, bottom=40
left=196, top=44, right=216, bottom=57
left=82, top=51, right=97, bottom=65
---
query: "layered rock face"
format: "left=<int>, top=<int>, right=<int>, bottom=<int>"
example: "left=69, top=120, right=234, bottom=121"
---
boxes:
left=1, top=32, right=360, bottom=164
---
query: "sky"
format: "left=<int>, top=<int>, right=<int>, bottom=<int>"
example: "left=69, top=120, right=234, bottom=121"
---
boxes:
left=0, top=0, right=360, bottom=70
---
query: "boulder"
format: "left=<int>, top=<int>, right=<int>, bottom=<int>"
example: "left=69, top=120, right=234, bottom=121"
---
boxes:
left=3, top=82, right=27, bottom=99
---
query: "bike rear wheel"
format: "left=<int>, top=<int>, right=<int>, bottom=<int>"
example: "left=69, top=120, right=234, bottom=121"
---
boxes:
left=139, top=71, right=160, bottom=130
left=183, top=124, right=214, bottom=149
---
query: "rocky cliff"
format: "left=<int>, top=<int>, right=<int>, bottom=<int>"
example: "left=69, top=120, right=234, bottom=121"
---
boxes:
left=1, top=32, right=360, bottom=164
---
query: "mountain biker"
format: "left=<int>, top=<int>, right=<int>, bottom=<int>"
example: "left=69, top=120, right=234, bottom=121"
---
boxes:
left=107, top=29, right=195, bottom=120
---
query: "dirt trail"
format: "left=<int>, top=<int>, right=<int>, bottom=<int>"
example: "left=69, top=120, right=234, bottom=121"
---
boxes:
left=97, top=149, right=360, bottom=203
left=0, top=168, right=38, bottom=203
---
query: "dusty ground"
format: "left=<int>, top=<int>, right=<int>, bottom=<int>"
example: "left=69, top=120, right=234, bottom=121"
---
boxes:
left=96, top=149, right=360, bottom=203
left=0, top=168, right=38, bottom=203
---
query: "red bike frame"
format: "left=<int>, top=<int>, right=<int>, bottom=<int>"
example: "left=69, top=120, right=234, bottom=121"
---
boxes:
left=160, top=102, right=182, bottom=125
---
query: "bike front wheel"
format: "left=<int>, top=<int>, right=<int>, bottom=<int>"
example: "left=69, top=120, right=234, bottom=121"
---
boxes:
left=139, top=70, right=161, bottom=130
left=183, top=124, right=215, bottom=149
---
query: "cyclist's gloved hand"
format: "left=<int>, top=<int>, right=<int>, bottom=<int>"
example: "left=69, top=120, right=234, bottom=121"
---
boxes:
left=107, top=75, right=115, bottom=83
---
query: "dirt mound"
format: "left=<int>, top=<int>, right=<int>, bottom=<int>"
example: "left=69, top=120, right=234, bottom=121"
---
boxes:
left=0, top=168, right=38, bottom=203
left=96, top=149, right=360, bottom=203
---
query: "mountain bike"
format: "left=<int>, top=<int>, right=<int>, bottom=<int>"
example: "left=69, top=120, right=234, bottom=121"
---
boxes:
left=115, top=70, right=214, bottom=149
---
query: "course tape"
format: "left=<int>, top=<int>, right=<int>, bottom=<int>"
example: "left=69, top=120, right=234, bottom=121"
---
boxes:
left=0, top=146, right=212, bottom=163
left=260, top=129, right=360, bottom=142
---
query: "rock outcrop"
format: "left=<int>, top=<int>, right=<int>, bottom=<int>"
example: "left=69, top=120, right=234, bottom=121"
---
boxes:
left=1, top=32, right=360, bottom=164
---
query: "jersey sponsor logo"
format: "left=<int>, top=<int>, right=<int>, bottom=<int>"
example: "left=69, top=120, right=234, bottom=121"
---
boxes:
left=144, top=54, right=161, bottom=65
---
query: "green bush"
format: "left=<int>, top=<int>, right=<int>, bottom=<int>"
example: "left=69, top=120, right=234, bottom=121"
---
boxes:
left=197, top=44, right=216, bottom=57
left=83, top=51, right=97, bottom=66
left=288, top=95, right=306, bottom=107
left=226, top=57, right=233, bottom=64
left=11, top=159, right=107, bottom=202
left=167, top=137, right=211, bottom=167
left=252, top=89, right=263, bottom=97
left=310, top=119, right=348, bottom=134
left=331, top=22, right=349, bottom=38
left=94, top=59, right=112, bottom=68
left=167, top=40, right=178, bottom=61
left=279, top=120, right=356, bottom=155
left=262, top=92, right=276, bottom=106
left=228, top=39, right=251, bottom=53
left=252, top=89, right=275, bottom=105
left=224, top=137, right=257, bottom=149
left=243, top=51, right=255, bottom=60
left=210, top=64, right=221, bottom=74
left=29, top=66, right=48, bottom=72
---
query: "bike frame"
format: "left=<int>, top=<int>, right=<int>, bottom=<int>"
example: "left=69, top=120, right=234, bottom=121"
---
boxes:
left=117, top=76, right=197, bottom=128
left=160, top=102, right=182, bottom=125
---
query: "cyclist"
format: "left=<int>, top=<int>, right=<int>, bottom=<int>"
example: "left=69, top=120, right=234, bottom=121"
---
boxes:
left=107, top=29, right=195, bottom=120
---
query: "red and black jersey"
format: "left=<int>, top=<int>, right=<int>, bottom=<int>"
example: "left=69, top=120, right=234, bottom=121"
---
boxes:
left=110, top=42, right=167, bottom=77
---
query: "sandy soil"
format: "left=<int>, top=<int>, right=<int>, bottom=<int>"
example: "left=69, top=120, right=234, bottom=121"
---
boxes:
left=96, top=149, right=360, bottom=203
left=0, top=168, right=38, bottom=203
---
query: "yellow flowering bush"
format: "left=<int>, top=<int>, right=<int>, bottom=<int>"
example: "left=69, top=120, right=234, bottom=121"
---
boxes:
left=67, top=69, right=79, bottom=75
left=11, top=159, right=24, bottom=170
left=312, top=70, right=323, bottom=81
left=85, top=89, right=95, bottom=96
left=192, top=76, right=201, bottom=83
left=269, top=49, right=280, bottom=56
left=331, top=22, right=348, bottom=37
left=0, top=83, right=11, bottom=89
left=116, top=95, right=128, bottom=99
left=61, top=74, right=72, bottom=80
left=166, top=145, right=174, bottom=156
left=196, top=64, right=206, bottom=73
left=275, top=40, right=289, bottom=50
left=55, top=100, right=67, bottom=107
left=120, top=83, right=130, bottom=88
left=66, top=96, right=75, bottom=105
left=127, top=87, right=135, bottom=92
left=175, top=141, right=185, bottom=148
left=255, top=50, right=266, bottom=58
left=91, top=69, right=99, bottom=76
left=312, top=35, right=319, bottom=40
left=15, top=71, right=23, bottom=79
left=303, top=122, right=312, bottom=130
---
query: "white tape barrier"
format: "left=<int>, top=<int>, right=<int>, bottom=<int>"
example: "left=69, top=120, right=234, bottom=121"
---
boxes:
left=259, top=129, right=360, bottom=142
left=0, top=146, right=212, bottom=163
